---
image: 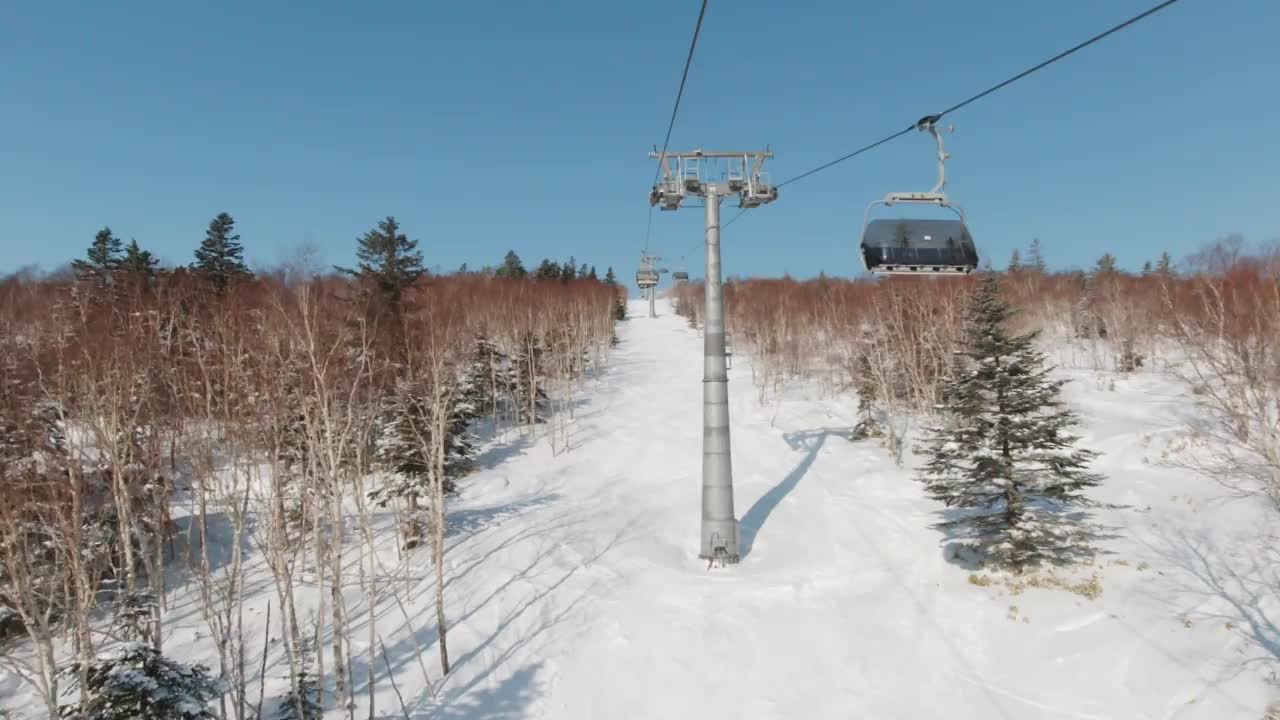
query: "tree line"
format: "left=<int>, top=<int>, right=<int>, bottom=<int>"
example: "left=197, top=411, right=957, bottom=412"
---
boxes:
left=0, top=216, right=624, bottom=718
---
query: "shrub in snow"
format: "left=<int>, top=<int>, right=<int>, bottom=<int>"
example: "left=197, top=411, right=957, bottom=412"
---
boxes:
left=58, top=643, right=222, bottom=720
left=917, top=275, right=1103, bottom=570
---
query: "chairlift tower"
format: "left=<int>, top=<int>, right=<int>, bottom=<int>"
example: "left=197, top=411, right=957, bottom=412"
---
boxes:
left=649, top=148, right=778, bottom=565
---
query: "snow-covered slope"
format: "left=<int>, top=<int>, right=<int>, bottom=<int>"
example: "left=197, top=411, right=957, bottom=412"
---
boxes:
left=4, top=299, right=1277, bottom=719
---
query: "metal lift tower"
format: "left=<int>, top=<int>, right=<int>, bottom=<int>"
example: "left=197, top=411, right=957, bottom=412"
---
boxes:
left=649, top=148, right=777, bottom=565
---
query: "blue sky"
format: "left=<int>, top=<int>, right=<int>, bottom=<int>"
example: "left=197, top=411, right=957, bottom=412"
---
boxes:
left=2, top=0, right=1276, bottom=288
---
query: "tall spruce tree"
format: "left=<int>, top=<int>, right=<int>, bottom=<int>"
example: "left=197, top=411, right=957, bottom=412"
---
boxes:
left=1007, top=249, right=1022, bottom=273
left=603, top=267, right=626, bottom=321
left=73, top=226, right=124, bottom=286
left=1027, top=239, right=1047, bottom=273
left=533, top=259, right=561, bottom=282
left=192, top=212, right=251, bottom=291
left=120, top=239, right=159, bottom=280
left=496, top=250, right=527, bottom=279
left=917, top=275, right=1102, bottom=569
left=338, top=216, right=424, bottom=314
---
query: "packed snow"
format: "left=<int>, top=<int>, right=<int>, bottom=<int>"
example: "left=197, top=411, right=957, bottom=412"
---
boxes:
left=3, top=299, right=1277, bottom=718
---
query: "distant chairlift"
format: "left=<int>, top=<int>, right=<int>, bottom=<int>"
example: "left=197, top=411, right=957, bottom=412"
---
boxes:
left=672, top=256, right=689, bottom=282
left=859, top=116, right=979, bottom=276
left=636, top=267, right=659, bottom=289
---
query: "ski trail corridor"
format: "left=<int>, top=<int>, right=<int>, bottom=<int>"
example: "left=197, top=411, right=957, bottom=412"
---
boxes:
left=421, top=299, right=1272, bottom=719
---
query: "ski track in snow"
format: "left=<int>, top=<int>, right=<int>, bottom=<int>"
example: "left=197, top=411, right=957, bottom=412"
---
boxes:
left=3, top=299, right=1278, bottom=719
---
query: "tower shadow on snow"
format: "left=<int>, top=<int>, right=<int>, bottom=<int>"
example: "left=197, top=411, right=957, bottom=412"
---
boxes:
left=738, top=427, right=853, bottom=559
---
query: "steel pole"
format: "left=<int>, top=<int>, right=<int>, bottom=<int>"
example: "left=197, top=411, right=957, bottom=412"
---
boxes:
left=649, top=285, right=657, bottom=318
left=700, top=189, right=737, bottom=563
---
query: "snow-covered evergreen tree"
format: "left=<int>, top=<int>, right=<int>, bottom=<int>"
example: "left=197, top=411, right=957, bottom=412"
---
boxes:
left=850, top=343, right=883, bottom=440
left=917, top=275, right=1103, bottom=570
left=112, top=590, right=158, bottom=647
left=59, top=644, right=222, bottom=720
left=273, top=640, right=322, bottom=720
left=371, top=382, right=433, bottom=545
left=371, top=376, right=478, bottom=548
left=511, top=333, right=549, bottom=425
left=466, top=334, right=517, bottom=422
left=445, top=372, right=480, bottom=480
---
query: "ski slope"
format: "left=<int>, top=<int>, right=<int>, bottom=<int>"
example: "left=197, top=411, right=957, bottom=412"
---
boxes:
left=3, top=299, right=1278, bottom=719
left=397, top=300, right=1277, bottom=718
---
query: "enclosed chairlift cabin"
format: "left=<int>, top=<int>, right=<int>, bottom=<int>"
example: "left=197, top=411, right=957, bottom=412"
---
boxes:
left=636, top=267, right=659, bottom=288
left=671, top=256, right=689, bottom=282
left=860, top=116, right=979, bottom=275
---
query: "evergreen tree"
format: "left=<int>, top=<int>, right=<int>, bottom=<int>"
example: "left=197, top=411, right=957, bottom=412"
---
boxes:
left=587, top=265, right=598, bottom=281
left=560, top=257, right=577, bottom=283
left=851, top=341, right=884, bottom=440
left=614, top=289, right=627, bottom=321
left=192, top=212, right=251, bottom=292
left=1007, top=249, right=1022, bottom=273
left=444, top=383, right=479, bottom=480
left=1155, top=250, right=1175, bottom=278
left=59, top=644, right=222, bottom=720
left=119, top=240, right=159, bottom=280
left=1093, top=252, right=1118, bottom=276
left=1140, top=260, right=1153, bottom=276
left=73, top=226, right=124, bottom=286
left=1027, top=239, right=1047, bottom=273
left=512, top=333, right=549, bottom=424
left=371, top=377, right=477, bottom=548
left=371, top=382, right=434, bottom=547
left=917, top=275, right=1102, bottom=569
left=496, top=250, right=527, bottom=279
left=337, top=216, right=424, bottom=313
left=113, top=590, right=159, bottom=647
left=533, top=259, right=561, bottom=282
left=467, top=335, right=517, bottom=421
left=602, top=267, right=627, bottom=321
left=274, top=640, right=322, bottom=720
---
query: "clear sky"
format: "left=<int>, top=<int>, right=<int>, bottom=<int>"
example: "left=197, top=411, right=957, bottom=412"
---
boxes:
left=2, top=0, right=1276, bottom=288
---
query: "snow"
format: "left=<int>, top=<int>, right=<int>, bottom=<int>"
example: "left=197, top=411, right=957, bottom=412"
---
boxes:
left=3, top=299, right=1278, bottom=718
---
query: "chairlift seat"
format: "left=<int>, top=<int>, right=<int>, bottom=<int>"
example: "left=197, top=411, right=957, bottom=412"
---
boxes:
left=860, top=218, right=978, bottom=275
left=672, top=271, right=689, bottom=281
